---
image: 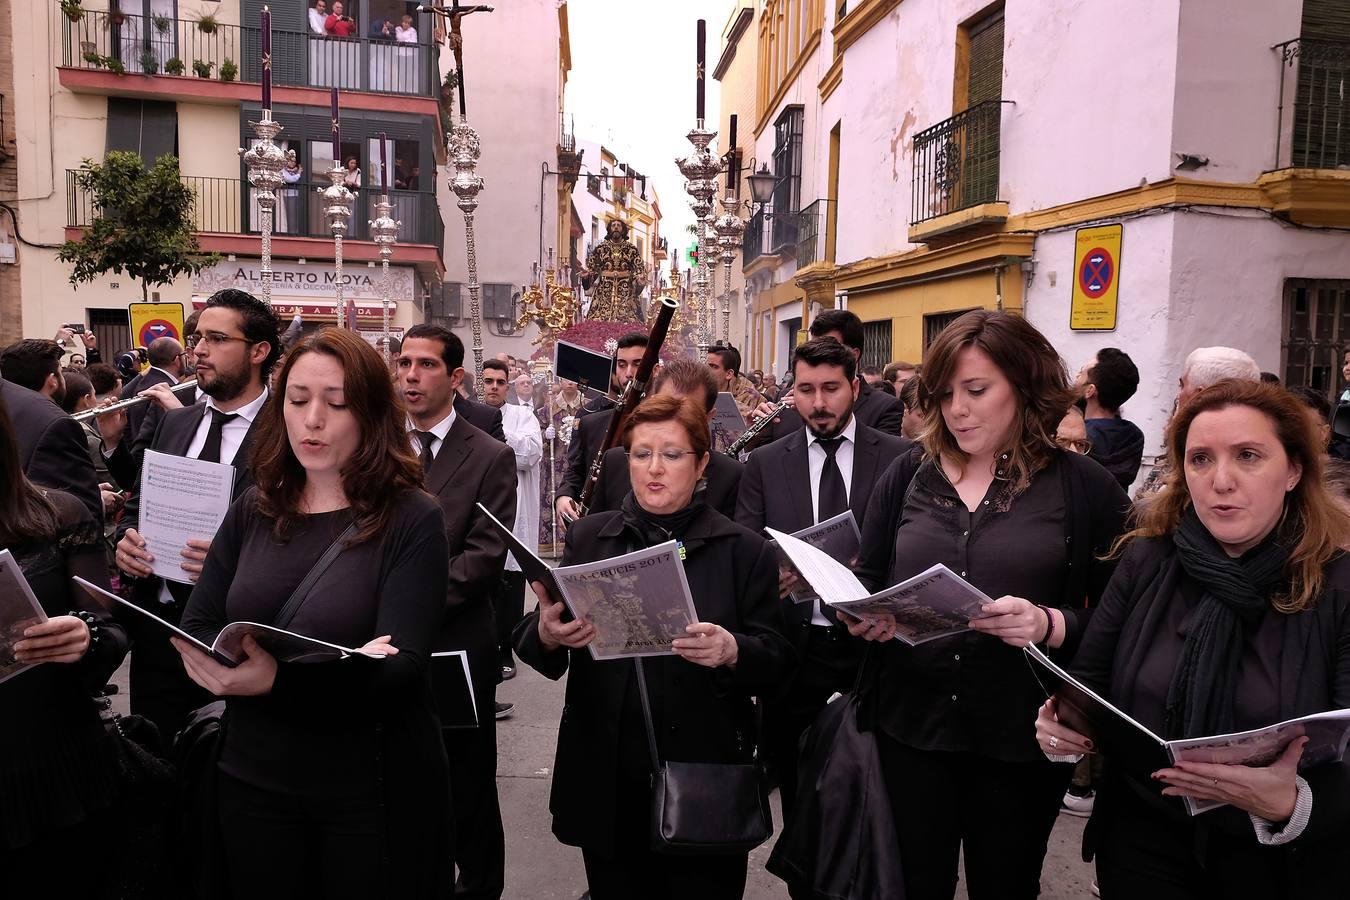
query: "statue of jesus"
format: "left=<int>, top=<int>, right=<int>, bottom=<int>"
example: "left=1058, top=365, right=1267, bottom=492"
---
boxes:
left=579, top=218, right=645, bottom=323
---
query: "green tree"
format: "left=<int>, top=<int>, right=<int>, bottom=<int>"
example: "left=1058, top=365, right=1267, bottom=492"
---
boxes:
left=58, top=151, right=220, bottom=301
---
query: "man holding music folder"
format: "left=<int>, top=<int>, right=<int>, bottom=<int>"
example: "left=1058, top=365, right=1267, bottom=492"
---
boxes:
left=735, top=337, right=912, bottom=832
left=113, top=289, right=278, bottom=740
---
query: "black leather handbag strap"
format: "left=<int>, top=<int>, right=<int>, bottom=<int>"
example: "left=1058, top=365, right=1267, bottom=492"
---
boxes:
left=634, top=657, right=663, bottom=772
left=273, top=521, right=359, bottom=630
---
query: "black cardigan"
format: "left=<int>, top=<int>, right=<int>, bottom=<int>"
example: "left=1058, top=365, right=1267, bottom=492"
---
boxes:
left=1071, top=535, right=1350, bottom=891
left=513, top=503, right=794, bottom=856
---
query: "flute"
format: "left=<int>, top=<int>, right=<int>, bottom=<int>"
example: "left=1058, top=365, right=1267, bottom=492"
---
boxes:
left=71, top=378, right=199, bottom=422
left=725, top=373, right=795, bottom=457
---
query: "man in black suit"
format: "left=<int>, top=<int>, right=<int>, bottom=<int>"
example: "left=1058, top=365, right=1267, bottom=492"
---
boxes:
left=736, top=338, right=911, bottom=831
left=749, top=308, right=905, bottom=444
left=578, top=331, right=647, bottom=417
left=554, top=331, right=648, bottom=526
left=114, top=289, right=279, bottom=740
left=454, top=387, right=506, bottom=442
left=0, top=338, right=102, bottom=521
left=587, top=358, right=742, bottom=518
left=399, top=323, right=516, bottom=900
left=119, top=336, right=186, bottom=441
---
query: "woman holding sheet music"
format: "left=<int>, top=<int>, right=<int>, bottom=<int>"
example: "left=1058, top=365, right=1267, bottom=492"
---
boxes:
left=0, top=392, right=128, bottom=893
left=1035, top=379, right=1350, bottom=898
left=515, top=394, right=793, bottom=900
left=175, top=328, right=452, bottom=898
left=851, top=310, right=1129, bottom=899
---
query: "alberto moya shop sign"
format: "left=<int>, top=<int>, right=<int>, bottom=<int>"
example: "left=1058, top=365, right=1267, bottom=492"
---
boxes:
left=193, top=261, right=416, bottom=302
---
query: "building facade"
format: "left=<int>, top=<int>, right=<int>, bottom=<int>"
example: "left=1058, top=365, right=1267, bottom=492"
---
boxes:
left=713, top=0, right=757, bottom=356
left=6, top=0, right=453, bottom=353
left=571, top=138, right=666, bottom=313
left=738, top=0, right=1350, bottom=454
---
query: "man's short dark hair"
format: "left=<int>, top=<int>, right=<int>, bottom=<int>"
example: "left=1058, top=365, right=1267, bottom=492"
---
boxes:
left=1085, top=347, right=1140, bottom=413
left=405, top=323, right=465, bottom=370
left=883, top=360, right=917, bottom=383
left=792, top=337, right=857, bottom=382
left=652, top=357, right=720, bottom=412
left=709, top=343, right=740, bottom=377
left=1, top=339, right=64, bottom=392
left=203, top=289, right=282, bottom=377
left=899, top=374, right=921, bottom=412
left=1260, top=371, right=1282, bottom=385
left=86, top=362, right=121, bottom=396
left=1289, top=384, right=1332, bottom=420
left=482, top=358, right=509, bottom=377
left=146, top=336, right=183, bottom=368
left=862, top=365, right=881, bottom=377
left=616, top=332, right=649, bottom=351
left=809, top=309, right=865, bottom=354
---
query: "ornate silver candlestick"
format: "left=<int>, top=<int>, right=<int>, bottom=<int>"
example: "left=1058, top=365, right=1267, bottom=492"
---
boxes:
left=714, top=192, right=745, bottom=345
left=369, top=195, right=400, bottom=361
left=447, top=122, right=486, bottom=398
left=676, top=123, right=723, bottom=353
left=239, top=110, right=290, bottom=309
left=320, top=165, right=354, bottom=328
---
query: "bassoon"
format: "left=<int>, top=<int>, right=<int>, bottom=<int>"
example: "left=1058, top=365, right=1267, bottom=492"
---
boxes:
left=576, top=297, right=679, bottom=517
left=724, top=372, right=795, bottom=457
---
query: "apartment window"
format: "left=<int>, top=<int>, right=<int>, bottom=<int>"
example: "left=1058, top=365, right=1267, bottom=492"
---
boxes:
left=106, top=98, right=177, bottom=163
left=89, top=308, right=131, bottom=357
left=924, top=308, right=978, bottom=352
left=587, top=174, right=602, bottom=197
left=771, top=106, right=804, bottom=250
left=1293, top=0, right=1350, bottom=167
left=861, top=320, right=892, bottom=371
left=1283, top=278, right=1350, bottom=404
left=965, top=8, right=1005, bottom=108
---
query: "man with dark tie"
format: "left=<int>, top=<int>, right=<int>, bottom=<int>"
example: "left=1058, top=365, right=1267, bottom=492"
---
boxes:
left=119, top=336, right=187, bottom=441
left=398, top=323, right=516, bottom=900
left=113, top=289, right=279, bottom=739
left=735, top=337, right=911, bottom=832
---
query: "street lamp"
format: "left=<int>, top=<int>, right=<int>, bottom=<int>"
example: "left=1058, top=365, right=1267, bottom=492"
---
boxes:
left=746, top=161, right=776, bottom=209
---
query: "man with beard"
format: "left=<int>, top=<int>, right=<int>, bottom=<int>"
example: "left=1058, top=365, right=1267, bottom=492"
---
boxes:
left=735, top=338, right=911, bottom=847
left=113, top=289, right=279, bottom=739
left=0, top=338, right=102, bottom=521
left=580, top=218, right=645, bottom=323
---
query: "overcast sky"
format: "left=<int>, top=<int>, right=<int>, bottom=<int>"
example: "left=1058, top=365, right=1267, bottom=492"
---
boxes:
left=566, top=0, right=730, bottom=268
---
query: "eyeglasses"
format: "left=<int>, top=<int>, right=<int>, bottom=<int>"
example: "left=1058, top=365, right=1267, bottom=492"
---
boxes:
left=1055, top=437, right=1093, bottom=455
left=627, top=448, right=699, bottom=464
left=186, top=332, right=253, bottom=350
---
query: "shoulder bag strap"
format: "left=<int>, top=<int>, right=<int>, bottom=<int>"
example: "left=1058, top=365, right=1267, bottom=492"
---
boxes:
left=633, top=657, right=663, bottom=772
left=273, top=521, right=360, bottom=630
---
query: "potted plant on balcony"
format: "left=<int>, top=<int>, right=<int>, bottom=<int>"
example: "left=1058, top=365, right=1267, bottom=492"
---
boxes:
left=194, top=11, right=218, bottom=34
left=138, top=49, right=158, bottom=75
left=152, top=12, right=171, bottom=34
left=164, top=57, right=184, bottom=75
left=61, top=0, right=85, bottom=22
left=81, top=49, right=102, bottom=67
left=104, top=56, right=125, bottom=75
left=107, top=7, right=126, bottom=26
left=192, top=59, right=213, bottom=78
left=219, top=58, right=237, bottom=82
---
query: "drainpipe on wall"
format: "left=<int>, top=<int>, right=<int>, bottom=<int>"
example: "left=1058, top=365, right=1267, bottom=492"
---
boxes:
left=994, top=264, right=1004, bottom=312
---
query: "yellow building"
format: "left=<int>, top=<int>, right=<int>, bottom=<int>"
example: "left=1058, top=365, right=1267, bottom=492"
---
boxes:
left=712, top=1, right=757, bottom=356
left=3, top=0, right=448, bottom=353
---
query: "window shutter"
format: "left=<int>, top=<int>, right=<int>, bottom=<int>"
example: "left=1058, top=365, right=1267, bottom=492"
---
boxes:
left=966, top=11, right=1004, bottom=107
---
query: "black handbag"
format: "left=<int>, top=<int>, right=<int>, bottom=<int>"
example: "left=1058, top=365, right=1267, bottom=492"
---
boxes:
left=634, top=657, right=773, bottom=856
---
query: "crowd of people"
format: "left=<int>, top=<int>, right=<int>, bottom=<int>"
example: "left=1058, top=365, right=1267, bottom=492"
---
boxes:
left=3, top=293, right=1349, bottom=900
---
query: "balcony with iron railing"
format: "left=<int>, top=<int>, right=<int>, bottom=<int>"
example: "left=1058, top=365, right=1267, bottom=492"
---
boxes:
left=909, top=99, right=1009, bottom=241
left=65, top=169, right=445, bottom=275
left=794, top=199, right=832, bottom=269
left=1261, top=39, right=1350, bottom=226
left=61, top=10, right=438, bottom=99
left=743, top=209, right=768, bottom=267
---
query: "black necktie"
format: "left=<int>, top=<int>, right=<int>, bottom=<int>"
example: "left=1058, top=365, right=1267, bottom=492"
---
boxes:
left=415, top=430, right=436, bottom=470
left=816, top=437, right=848, bottom=521
left=197, top=409, right=240, bottom=464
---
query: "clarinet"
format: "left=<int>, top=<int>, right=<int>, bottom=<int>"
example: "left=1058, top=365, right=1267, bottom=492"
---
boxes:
left=725, top=373, right=795, bottom=457
left=576, top=297, right=679, bottom=517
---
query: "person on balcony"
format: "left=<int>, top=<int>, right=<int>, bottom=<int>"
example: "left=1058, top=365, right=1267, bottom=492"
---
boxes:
left=308, top=0, right=327, bottom=35
left=279, top=156, right=303, bottom=234
left=343, top=157, right=362, bottom=191
left=396, top=14, right=417, bottom=42
left=325, top=1, right=357, bottom=37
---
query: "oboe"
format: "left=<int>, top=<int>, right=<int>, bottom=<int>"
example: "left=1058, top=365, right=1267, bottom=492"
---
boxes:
left=725, top=373, right=795, bottom=457
left=70, top=378, right=199, bottom=422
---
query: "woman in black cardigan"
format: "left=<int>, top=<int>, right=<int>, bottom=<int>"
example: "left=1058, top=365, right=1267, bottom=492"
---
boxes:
left=176, top=328, right=451, bottom=898
left=515, top=394, right=793, bottom=900
left=0, top=394, right=128, bottom=896
left=1036, top=378, right=1350, bottom=898
left=850, top=310, right=1129, bottom=899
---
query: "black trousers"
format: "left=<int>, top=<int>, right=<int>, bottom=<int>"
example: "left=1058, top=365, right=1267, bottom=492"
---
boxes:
left=582, top=846, right=748, bottom=900
left=494, top=570, right=526, bottom=667
left=217, top=771, right=387, bottom=900
left=763, top=625, right=858, bottom=819
left=1, top=813, right=116, bottom=898
left=442, top=712, right=505, bottom=900
left=126, top=597, right=212, bottom=741
left=876, top=734, right=1072, bottom=900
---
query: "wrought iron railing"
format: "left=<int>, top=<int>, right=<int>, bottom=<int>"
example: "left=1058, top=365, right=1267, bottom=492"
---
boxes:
left=67, top=169, right=444, bottom=248
left=911, top=99, right=1005, bottom=225
left=795, top=198, right=831, bottom=268
left=743, top=209, right=768, bottom=266
left=61, top=10, right=436, bottom=98
left=1274, top=38, right=1350, bottom=169
left=770, top=208, right=800, bottom=254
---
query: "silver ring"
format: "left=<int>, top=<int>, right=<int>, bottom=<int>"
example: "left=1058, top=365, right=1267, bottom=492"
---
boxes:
left=1211, top=778, right=1219, bottom=786
left=1048, top=735, right=1059, bottom=750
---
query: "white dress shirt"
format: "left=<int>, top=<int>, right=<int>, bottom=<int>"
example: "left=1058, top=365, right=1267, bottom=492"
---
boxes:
left=407, top=408, right=456, bottom=461
left=185, top=386, right=269, bottom=464
left=804, top=414, right=856, bottom=626
left=308, top=7, right=327, bottom=33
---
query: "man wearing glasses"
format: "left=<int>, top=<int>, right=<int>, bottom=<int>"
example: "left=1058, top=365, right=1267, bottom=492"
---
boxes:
left=111, top=289, right=280, bottom=740
left=118, top=336, right=187, bottom=441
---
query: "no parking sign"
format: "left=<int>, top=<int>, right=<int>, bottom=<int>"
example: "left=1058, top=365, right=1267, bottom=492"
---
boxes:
left=1069, top=224, right=1122, bottom=331
left=129, top=302, right=185, bottom=348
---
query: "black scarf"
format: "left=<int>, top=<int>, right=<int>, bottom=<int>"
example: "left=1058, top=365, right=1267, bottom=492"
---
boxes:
left=1164, top=507, right=1290, bottom=739
left=620, top=491, right=705, bottom=551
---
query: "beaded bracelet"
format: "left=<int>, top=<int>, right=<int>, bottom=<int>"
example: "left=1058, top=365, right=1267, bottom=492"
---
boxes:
left=1036, top=604, right=1056, bottom=650
left=70, top=610, right=103, bottom=650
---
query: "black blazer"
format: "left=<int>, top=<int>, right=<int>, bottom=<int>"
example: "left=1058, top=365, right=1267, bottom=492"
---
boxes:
left=513, top=504, right=794, bottom=855
left=588, top=445, right=742, bottom=519
left=120, top=367, right=176, bottom=442
left=424, top=414, right=517, bottom=713
left=1, top=378, right=101, bottom=522
left=758, top=380, right=905, bottom=446
left=736, top=423, right=911, bottom=641
left=453, top=391, right=505, bottom=442
left=558, top=407, right=612, bottom=501
left=1072, top=537, right=1350, bottom=893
